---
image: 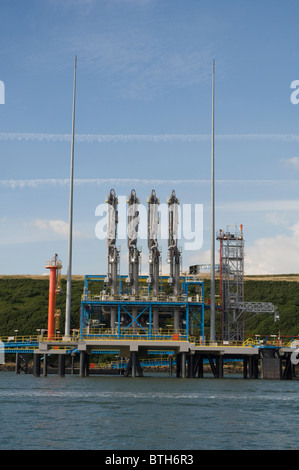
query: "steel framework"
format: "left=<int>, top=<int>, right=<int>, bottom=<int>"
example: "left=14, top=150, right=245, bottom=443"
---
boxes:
left=217, top=225, right=245, bottom=341
left=217, top=225, right=279, bottom=341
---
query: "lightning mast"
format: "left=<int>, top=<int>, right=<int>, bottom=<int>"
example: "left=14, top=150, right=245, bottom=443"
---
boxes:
left=210, top=59, right=216, bottom=342
left=64, top=55, right=77, bottom=340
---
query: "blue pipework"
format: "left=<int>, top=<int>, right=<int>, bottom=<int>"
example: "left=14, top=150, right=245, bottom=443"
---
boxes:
left=80, top=274, right=205, bottom=342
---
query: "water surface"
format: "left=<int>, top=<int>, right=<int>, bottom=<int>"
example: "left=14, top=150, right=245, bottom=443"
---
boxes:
left=0, top=372, right=297, bottom=450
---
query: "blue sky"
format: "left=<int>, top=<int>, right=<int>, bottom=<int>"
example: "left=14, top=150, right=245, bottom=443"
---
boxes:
left=1, top=0, right=299, bottom=275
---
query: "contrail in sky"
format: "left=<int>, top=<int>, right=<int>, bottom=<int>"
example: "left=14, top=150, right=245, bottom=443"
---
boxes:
left=0, top=132, right=299, bottom=143
left=0, top=178, right=298, bottom=189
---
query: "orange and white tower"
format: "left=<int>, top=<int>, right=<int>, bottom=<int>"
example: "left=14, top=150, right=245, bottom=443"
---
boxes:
left=45, top=254, right=62, bottom=340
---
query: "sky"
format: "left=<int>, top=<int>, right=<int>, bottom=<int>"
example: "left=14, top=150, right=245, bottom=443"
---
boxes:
left=1, top=0, right=299, bottom=276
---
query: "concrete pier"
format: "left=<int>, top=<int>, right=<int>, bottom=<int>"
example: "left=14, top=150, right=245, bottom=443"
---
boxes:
left=32, top=338, right=298, bottom=380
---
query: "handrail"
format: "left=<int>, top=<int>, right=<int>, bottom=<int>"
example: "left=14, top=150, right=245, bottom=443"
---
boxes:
left=0, top=334, right=297, bottom=348
left=0, top=335, right=39, bottom=344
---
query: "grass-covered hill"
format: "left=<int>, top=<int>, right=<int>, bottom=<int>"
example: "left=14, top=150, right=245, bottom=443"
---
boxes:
left=0, top=274, right=298, bottom=339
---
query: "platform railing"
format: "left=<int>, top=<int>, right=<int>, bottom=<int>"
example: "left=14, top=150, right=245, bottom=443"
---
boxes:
left=2, top=334, right=298, bottom=349
left=0, top=335, right=39, bottom=344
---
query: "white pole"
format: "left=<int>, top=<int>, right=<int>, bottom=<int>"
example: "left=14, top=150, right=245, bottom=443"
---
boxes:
left=64, top=55, right=77, bottom=340
left=210, top=59, right=216, bottom=342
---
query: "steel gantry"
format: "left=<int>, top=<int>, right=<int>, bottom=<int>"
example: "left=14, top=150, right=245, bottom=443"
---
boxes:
left=217, top=225, right=279, bottom=341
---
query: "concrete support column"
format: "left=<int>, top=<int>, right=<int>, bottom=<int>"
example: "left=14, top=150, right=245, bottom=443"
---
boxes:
left=181, top=352, right=187, bottom=378
left=131, top=351, right=137, bottom=378
left=189, top=353, right=195, bottom=378
left=80, top=351, right=87, bottom=377
left=58, top=354, right=65, bottom=377
left=33, top=354, right=41, bottom=377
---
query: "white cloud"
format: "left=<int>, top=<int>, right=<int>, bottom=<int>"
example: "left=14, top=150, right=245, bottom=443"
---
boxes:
left=245, top=223, right=299, bottom=275
left=281, top=157, right=299, bottom=169
left=33, top=219, right=85, bottom=239
left=184, top=225, right=299, bottom=275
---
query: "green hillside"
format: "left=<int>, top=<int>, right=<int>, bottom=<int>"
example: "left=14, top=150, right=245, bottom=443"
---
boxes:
left=0, top=276, right=298, bottom=339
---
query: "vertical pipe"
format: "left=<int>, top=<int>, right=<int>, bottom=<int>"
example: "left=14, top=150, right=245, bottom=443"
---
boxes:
left=47, top=267, right=57, bottom=340
left=65, top=55, right=77, bottom=340
left=210, top=59, right=216, bottom=342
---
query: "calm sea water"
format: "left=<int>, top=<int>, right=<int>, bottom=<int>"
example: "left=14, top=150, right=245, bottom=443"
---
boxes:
left=0, top=371, right=298, bottom=451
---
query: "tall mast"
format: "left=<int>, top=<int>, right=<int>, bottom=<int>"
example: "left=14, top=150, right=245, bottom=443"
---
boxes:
left=210, top=59, right=216, bottom=342
left=64, top=55, right=77, bottom=340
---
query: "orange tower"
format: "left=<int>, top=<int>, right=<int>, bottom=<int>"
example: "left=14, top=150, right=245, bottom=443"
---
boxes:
left=45, top=254, right=62, bottom=340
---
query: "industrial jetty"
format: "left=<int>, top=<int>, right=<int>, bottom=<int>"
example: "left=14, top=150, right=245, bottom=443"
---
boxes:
left=7, top=188, right=299, bottom=381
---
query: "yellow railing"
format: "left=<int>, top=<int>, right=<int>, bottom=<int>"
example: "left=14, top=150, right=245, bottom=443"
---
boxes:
left=1, top=334, right=297, bottom=349
left=0, top=335, right=39, bottom=344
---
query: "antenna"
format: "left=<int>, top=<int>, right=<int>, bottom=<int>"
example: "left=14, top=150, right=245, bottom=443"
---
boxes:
left=64, top=55, right=77, bottom=340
